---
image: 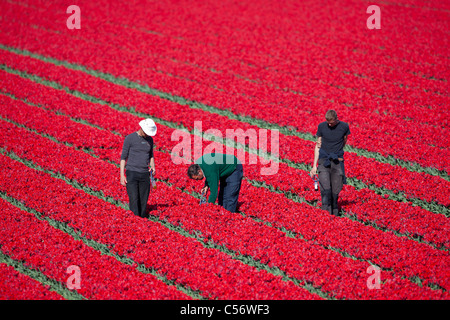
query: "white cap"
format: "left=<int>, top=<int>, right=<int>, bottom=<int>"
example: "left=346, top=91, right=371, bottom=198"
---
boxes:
left=139, top=118, right=157, bottom=136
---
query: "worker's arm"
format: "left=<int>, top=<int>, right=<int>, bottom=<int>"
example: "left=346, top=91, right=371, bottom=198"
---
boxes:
left=310, top=136, right=321, bottom=176
left=120, top=159, right=127, bottom=186
left=343, top=135, right=348, bottom=149
left=201, top=183, right=209, bottom=195
left=206, top=173, right=219, bottom=204
left=149, top=157, right=155, bottom=174
left=120, top=137, right=130, bottom=186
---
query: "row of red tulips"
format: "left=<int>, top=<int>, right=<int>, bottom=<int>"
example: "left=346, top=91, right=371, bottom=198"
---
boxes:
left=1, top=74, right=448, bottom=256
left=3, top=121, right=450, bottom=299
left=0, top=4, right=448, bottom=174
left=76, top=13, right=448, bottom=144
left=1, top=0, right=447, bottom=302
left=0, top=257, right=64, bottom=300
left=149, top=179, right=450, bottom=299
left=0, top=198, right=191, bottom=300
left=117, top=0, right=447, bottom=92
left=0, top=151, right=319, bottom=300
left=92, top=0, right=449, bottom=119
left=1, top=71, right=448, bottom=251
left=1, top=52, right=449, bottom=210
left=0, top=105, right=448, bottom=297
left=2, top=134, right=447, bottom=300
left=8, top=0, right=449, bottom=122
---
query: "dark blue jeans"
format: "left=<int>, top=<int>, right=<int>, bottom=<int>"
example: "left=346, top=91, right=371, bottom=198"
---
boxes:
left=218, top=164, right=243, bottom=213
left=126, top=170, right=150, bottom=218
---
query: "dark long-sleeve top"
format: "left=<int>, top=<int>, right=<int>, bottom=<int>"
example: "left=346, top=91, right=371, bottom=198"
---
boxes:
left=120, top=132, right=154, bottom=173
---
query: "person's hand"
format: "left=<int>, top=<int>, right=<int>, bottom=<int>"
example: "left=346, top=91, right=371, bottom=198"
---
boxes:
left=309, top=166, right=317, bottom=178
left=120, top=174, right=127, bottom=186
left=149, top=167, right=156, bottom=175
left=201, top=186, right=209, bottom=195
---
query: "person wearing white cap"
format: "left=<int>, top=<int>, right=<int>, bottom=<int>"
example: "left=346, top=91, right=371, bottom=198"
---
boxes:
left=120, top=118, right=157, bottom=218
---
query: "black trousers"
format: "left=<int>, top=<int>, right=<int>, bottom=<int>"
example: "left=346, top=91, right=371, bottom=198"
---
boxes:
left=318, top=158, right=344, bottom=216
left=126, top=170, right=150, bottom=218
left=218, top=164, right=243, bottom=213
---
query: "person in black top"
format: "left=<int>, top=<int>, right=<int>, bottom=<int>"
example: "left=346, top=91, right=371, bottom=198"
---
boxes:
left=120, top=119, right=157, bottom=218
left=310, top=110, right=350, bottom=216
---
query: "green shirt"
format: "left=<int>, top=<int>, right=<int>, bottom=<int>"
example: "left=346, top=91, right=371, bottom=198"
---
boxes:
left=195, top=153, right=240, bottom=204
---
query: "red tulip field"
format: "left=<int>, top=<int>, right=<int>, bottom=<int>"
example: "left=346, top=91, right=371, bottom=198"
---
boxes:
left=0, top=0, right=448, bottom=305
